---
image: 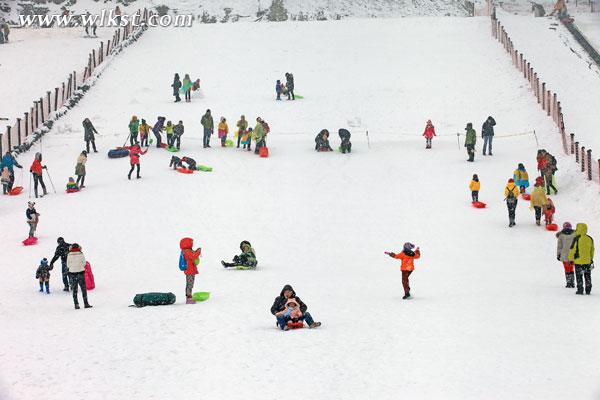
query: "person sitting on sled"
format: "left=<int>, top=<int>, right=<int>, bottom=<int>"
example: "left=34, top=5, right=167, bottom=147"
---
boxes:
left=222, top=240, right=257, bottom=268
left=338, top=128, right=352, bottom=154
left=283, top=298, right=303, bottom=321
left=315, top=129, right=333, bottom=152
left=423, top=119, right=436, bottom=149
left=270, top=284, right=321, bottom=331
left=385, top=243, right=421, bottom=299
left=66, top=177, right=79, bottom=192
left=544, top=197, right=556, bottom=226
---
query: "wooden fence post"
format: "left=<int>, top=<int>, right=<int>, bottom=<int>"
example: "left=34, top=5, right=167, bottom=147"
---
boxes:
left=570, top=133, right=575, bottom=154
left=581, top=146, right=586, bottom=172
left=99, top=42, right=104, bottom=63
left=92, top=49, right=97, bottom=68
left=6, top=126, right=11, bottom=151
left=39, top=97, right=45, bottom=123
left=107, top=39, right=111, bottom=57
left=34, top=101, right=39, bottom=128
left=25, top=112, right=29, bottom=137
left=587, top=149, right=593, bottom=180
left=73, top=71, right=77, bottom=91
left=47, top=91, right=51, bottom=113
left=54, top=88, right=59, bottom=111
left=547, top=90, right=551, bottom=116
left=0, top=133, right=3, bottom=156
left=576, top=142, right=580, bottom=162
left=16, top=118, right=21, bottom=146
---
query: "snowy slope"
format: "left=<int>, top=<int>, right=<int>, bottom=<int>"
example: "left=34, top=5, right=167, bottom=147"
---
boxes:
left=574, top=13, right=600, bottom=54
left=1, top=17, right=600, bottom=400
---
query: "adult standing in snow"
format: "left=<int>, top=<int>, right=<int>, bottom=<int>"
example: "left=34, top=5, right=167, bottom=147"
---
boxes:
left=152, top=116, right=165, bottom=148
left=557, top=222, right=576, bottom=288
left=67, top=243, right=92, bottom=309
left=481, top=116, right=496, bottom=156
left=253, top=117, right=266, bottom=154
left=50, top=237, right=72, bottom=292
left=568, top=223, right=594, bottom=295
left=423, top=120, right=435, bottom=149
left=182, top=74, right=192, bottom=103
left=26, top=201, right=40, bottom=239
left=530, top=182, right=547, bottom=226
left=128, top=115, right=139, bottom=145
left=285, top=72, right=295, bottom=100
left=1, top=21, right=9, bottom=42
left=30, top=152, right=47, bottom=198
left=543, top=152, right=558, bottom=195
left=270, top=284, right=321, bottom=330
left=504, top=178, right=519, bottom=227
left=236, top=115, right=248, bottom=148
left=1, top=151, right=23, bottom=191
left=201, top=109, right=214, bottom=148
left=171, top=73, right=182, bottom=103
left=173, top=120, right=184, bottom=149
left=75, top=151, right=87, bottom=188
left=464, top=123, right=476, bottom=162
left=82, top=118, right=98, bottom=153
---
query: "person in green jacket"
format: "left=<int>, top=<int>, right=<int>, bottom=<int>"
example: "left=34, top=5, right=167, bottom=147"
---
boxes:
left=201, top=109, right=213, bottom=148
left=568, top=223, right=594, bottom=295
left=253, top=118, right=266, bottom=154
left=128, top=116, right=140, bottom=145
left=236, top=115, right=248, bottom=148
left=182, top=74, right=192, bottom=102
left=221, top=240, right=258, bottom=269
left=464, top=122, right=476, bottom=162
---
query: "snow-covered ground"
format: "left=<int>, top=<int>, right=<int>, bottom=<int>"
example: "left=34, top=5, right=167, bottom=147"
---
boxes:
left=574, top=12, right=600, bottom=54
left=498, top=11, right=600, bottom=155
left=0, top=27, right=113, bottom=123
left=1, top=17, right=600, bottom=400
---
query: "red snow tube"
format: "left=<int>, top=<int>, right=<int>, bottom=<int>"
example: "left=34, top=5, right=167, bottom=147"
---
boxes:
left=522, top=193, right=531, bottom=201
left=66, top=188, right=79, bottom=193
left=8, top=186, right=23, bottom=196
left=259, top=147, right=269, bottom=158
left=22, top=237, right=38, bottom=246
left=472, top=201, right=487, bottom=209
left=287, top=321, right=304, bottom=329
left=546, top=223, right=558, bottom=231
left=84, top=262, right=95, bottom=290
left=177, top=168, right=194, bottom=174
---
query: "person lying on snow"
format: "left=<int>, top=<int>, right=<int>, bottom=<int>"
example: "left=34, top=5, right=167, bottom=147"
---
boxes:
left=338, top=128, right=352, bottom=153
left=169, top=156, right=196, bottom=171
left=315, top=129, right=333, bottom=152
left=222, top=240, right=257, bottom=268
left=270, top=284, right=321, bottom=331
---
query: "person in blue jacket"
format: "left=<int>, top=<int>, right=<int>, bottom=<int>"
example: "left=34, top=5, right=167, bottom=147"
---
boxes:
left=275, top=80, right=283, bottom=100
left=1, top=151, right=23, bottom=191
left=152, top=116, right=166, bottom=148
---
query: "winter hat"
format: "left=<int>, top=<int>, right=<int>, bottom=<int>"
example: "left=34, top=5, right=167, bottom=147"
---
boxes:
left=70, top=243, right=81, bottom=252
left=403, top=242, right=415, bottom=251
left=40, top=258, right=48, bottom=266
left=240, top=240, right=251, bottom=251
left=28, top=201, right=35, bottom=207
left=508, top=178, right=514, bottom=183
left=426, top=119, right=432, bottom=124
left=563, top=222, right=572, bottom=230
left=57, top=237, right=64, bottom=244
left=518, top=163, right=524, bottom=170
left=285, top=298, right=299, bottom=308
left=466, top=122, right=473, bottom=129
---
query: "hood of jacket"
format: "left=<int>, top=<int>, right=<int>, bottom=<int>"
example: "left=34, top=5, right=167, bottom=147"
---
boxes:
left=280, top=284, right=296, bottom=298
left=575, top=223, right=588, bottom=236
left=180, top=237, right=193, bottom=250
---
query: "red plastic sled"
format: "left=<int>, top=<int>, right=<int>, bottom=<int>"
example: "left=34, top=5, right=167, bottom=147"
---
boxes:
left=522, top=193, right=531, bottom=201
left=176, top=168, right=194, bottom=174
left=259, top=147, right=269, bottom=158
left=472, top=201, right=487, bottom=209
left=287, top=321, right=304, bottom=329
left=160, top=143, right=167, bottom=148
left=8, top=186, right=23, bottom=196
left=546, top=223, right=558, bottom=231
left=66, top=188, right=79, bottom=193
left=22, top=237, right=38, bottom=246
left=84, top=262, right=95, bottom=290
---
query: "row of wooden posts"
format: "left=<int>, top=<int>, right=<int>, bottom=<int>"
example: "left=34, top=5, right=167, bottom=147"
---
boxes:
left=0, top=8, right=152, bottom=156
left=491, top=11, right=598, bottom=185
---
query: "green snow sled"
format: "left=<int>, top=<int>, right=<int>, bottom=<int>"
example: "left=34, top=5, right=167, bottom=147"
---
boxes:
left=295, top=94, right=304, bottom=99
left=197, top=165, right=213, bottom=172
left=166, top=146, right=179, bottom=152
left=192, top=292, right=210, bottom=302
left=225, top=139, right=234, bottom=147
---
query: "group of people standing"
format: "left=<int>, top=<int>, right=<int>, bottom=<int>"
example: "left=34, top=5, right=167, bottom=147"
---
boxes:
left=275, top=72, right=295, bottom=101
left=463, top=116, right=496, bottom=162
left=171, top=73, right=200, bottom=103
left=201, top=110, right=270, bottom=154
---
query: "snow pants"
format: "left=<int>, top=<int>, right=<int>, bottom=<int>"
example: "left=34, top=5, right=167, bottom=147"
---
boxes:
left=507, top=200, right=517, bottom=224
left=33, top=174, right=47, bottom=198
left=203, top=128, right=212, bottom=148
left=61, top=260, right=70, bottom=289
left=69, top=272, right=89, bottom=306
left=276, top=312, right=315, bottom=330
left=575, top=265, right=592, bottom=294
left=471, top=191, right=479, bottom=202
left=402, top=270, right=413, bottom=296
left=185, top=275, right=195, bottom=298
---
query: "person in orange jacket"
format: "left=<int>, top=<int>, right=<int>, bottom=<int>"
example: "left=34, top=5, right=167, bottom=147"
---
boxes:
left=30, top=152, right=48, bottom=198
left=180, top=237, right=201, bottom=304
left=385, top=243, right=421, bottom=299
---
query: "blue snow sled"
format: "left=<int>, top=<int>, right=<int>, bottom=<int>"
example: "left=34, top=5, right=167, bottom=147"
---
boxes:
left=108, top=148, right=129, bottom=158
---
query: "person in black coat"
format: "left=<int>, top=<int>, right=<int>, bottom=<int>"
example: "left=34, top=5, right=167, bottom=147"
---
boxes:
left=173, top=120, right=184, bottom=149
left=270, top=284, right=321, bottom=330
left=315, top=129, right=333, bottom=152
left=481, top=116, right=496, bottom=156
left=338, top=128, right=352, bottom=153
left=82, top=118, right=98, bottom=153
left=152, top=116, right=166, bottom=148
left=285, top=72, right=295, bottom=100
left=171, top=73, right=182, bottom=102
left=50, top=237, right=72, bottom=291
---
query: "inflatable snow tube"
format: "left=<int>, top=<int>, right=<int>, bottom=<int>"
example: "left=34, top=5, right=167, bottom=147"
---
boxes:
left=177, top=168, right=194, bottom=174
left=108, top=148, right=129, bottom=158
left=8, top=186, right=23, bottom=196
left=259, top=147, right=269, bottom=158
left=192, top=292, right=210, bottom=302
left=522, top=193, right=531, bottom=201
left=472, top=201, right=486, bottom=209
left=546, top=223, right=558, bottom=231
left=132, top=292, right=176, bottom=307
left=166, top=146, right=179, bottom=153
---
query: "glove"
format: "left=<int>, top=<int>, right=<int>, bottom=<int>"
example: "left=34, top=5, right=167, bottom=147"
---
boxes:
left=557, top=256, right=561, bottom=261
left=17, top=165, right=23, bottom=169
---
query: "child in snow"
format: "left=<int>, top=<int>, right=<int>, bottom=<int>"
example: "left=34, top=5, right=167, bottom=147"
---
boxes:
left=180, top=238, right=201, bottom=304
left=469, top=174, right=480, bottom=202
left=1, top=166, right=10, bottom=194
left=423, top=119, right=436, bottom=149
left=169, top=156, right=182, bottom=170
left=173, top=121, right=184, bottom=149
left=530, top=182, right=548, bottom=226
left=513, top=163, right=530, bottom=194
left=385, top=243, right=421, bottom=299
left=139, top=119, right=150, bottom=147
left=315, top=129, right=333, bottom=152
left=338, top=129, right=352, bottom=154
left=165, top=120, right=174, bottom=147
left=222, top=240, right=258, bottom=268
left=66, top=177, right=79, bottom=192
left=192, top=79, right=201, bottom=92
left=128, top=116, right=139, bottom=145
left=35, top=258, right=52, bottom=294
left=556, top=222, right=576, bottom=288
left=218, top=117, right=229, bottom=147
left=242, top=127, right=252, bottom=151
left=544, top=197, right=556, bottom=225
left=128, top=144, right=147, bottom=180
left=26, top=201, right=40, bottom=238
left=276, top=80, right=283, bottom=100
left=283, top=298, right=303, bottom=321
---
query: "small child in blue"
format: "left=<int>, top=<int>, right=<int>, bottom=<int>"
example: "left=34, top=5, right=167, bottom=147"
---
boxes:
left=35, top=258, right=52, bottom=294
left=276, top=80, right=283, bottom=100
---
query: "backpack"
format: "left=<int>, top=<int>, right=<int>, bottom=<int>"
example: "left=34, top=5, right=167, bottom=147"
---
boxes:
left=132, top=292, right=176, bottom=307
left=179, top=250, right=187, bottom=271
left=506, top=186, right=518, bottom=204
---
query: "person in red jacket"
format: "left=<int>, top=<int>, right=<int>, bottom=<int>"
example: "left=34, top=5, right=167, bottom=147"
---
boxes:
left=30, top=152, right=47, bottom=198
left=180, top=237, right=201, bottom=304
left=128, top=144, right=147, bottom=180
left=423, top=119, right=436, bottom=149
left=385, top=242, right=421, bottom=299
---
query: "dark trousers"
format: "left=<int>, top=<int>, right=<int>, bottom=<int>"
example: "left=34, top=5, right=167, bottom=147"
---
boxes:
left=203, top=128, right=212, bottom=147
left=185, top=89, right=191, bottom=102
left=2, top=183, right=8, bottom=194
left=140, top=135, right=148, bottom=147
left=534, top=206, right=542, bottom=222
left=7, top=171, right=14, bottom=191
left=166, top=135, right=173, bottom=147
left=174, top=92, right=181, bottom=102
left=33, top=174, right=47, bottom=197
left=507, top=200, right=517, bottom=224
left=76, top=175, right=85, bottom=187
left=471, top=191, right=478, bottom=202
left=466, top=144, right=475, bottom=161
left=276, top=92, right=281, bottom=100
left=287, top=88, right=295, bottom=100
left=173, top=135, right=181, bottom=149
left=153, top=131, right=162, bottom=148
left=425, top=137, right=432, bottom=148
left=255, top=139, right=265, bottom=154
left=402, top=270, right=413, bottom=295
left=483, top=136, right=493, bottom=154
left=128, top=164, right=140, bottom=178
left=276, top=311, right=315, bottom=330
left=129, top=133, right=138, bottom=146
left=69, top=272, right=89, bottom=305
left=545, top=175, right=557, bottom=195
left=237, top=131, right=243, bottom=147
left=85, top=139, right=97, bottom=153
left=61, top=260, right=70, bottom=289
left=575, top=264, right=592, bottom=294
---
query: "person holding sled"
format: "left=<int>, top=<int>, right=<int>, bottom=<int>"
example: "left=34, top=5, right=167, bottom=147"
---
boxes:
left=544, top=197, right=556, bottom=226
left=128, top=144, right=147, bottom=180
left=423, top=119, right=436, bottom=149
left=75, top=151, right=87, bottom=188
left=222, top=240, right=257, bottom=268
left=152, top=116, right=166, bottom=148
left=464, top=123, right=476, bottom=162
left=253, top=118, right=267, bottom=154
left=469, top=174, right=480, bottom=202
left=50, top=237, right=72, bottom=291
left=530, top=181, right=547, bottom=226
left=172, top=73, right=182, bottom=103
left=36, top=258, right=52, bottom=294
left=236, top=115, right=248, bottom=148
left=504, top=178, right=519, bottom=227
left=339, top=128, right=352, bottom=153
left=568, top=223, right=594, bottom=295
left=315, top=129, right=333, bottom=152
left=26, top=201, right=40, bottom=239
left=179, top=237, right=201, bottom=304
left=82, top=118, right=98, bottom=153
left=30, top=152, right=47, bottom=198
left=513, top=163, right=530, bottom=194
left=201, top=109, right=214, bottom=148
left=557, top=222, right=576, bottom=288
left=128, top=116, right=140, bottom=145
left=481, top=116, right=496, bottom=156
left=67, top=243, right=92, bottom=309
left=270, top=284, right=321, bottom=330
left=1, top=151, right=23, bottom=192
left=385, top=243, right=421, bottom=299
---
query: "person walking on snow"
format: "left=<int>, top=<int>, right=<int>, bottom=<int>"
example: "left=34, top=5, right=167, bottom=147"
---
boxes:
left=201, top=109, right=214, bottom=148
left=152, top=116, right=165, bottom=148
left=285, top=72, right=295, bottom=100
left=50, top=237, right=72, bottom=291
left=1, top=151, right=23, bottom=192
left=35, top=258, right=52, bottom=294
left=236, top=115, right=248, bottom=148
left=82, top=118, right=98, bottom=153
left=270, top=284, right=321, bottom=330
left=75, top=151, right=87, bottom=188
left=557, top=222, right=576, bottom=288
left=544, top=197, right=556, bottom=226
left=568, top=223, right=594, bottom=295
left=385, top=243, right=421, bottom=299
left=529, top=182, right=547, bottom=226
left=26, top=201, right=40, bottom=238
left=469, top=174, right=480, bottom=202
left=179, top=237, right=201, bottom=304
left=504, top=178, right=519, bottom=227
left=67, top=243, right=92, bottom=309
left=481, top=116, right=496, bottom=156
left=423, top=119, right=436, bottom=149
left=128, top=116, right=139, bottom=145
left=172, top=73, right=182, bottom=103
left=30, top=152, right=47, bottom=198
left=127, top=144, right=147, bottom=180
left=513, top=163, right=530, bottom=194
left=464, top=123, right=476, bottom=162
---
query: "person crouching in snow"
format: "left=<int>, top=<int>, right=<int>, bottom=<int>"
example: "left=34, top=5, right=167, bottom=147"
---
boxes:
left=513, top=163, right=530, bottom=194
left=218, top=117, right=229, bottom=147
left=128, top=144, right=147, bottom=180
left=36, top=258, right=52, bottom=294
left=423, top=119, right=436, bottom=149
left=270, top=284, right=321, bottom=330
left=180, top=237, right=201, bottom=304
left=469, top=174, right=480, bottom=202
left=544, top=197, right=555, bottom=226
left=169, top=156, right=182, bottom=170
left=222, top=240, right=257, bottom=268
left=315, top=129, right=333, bottom=152
left=339, top=128, right=352, bottom=153
left=557, top=222, right=576, bottom=288
left=385, top=243, right=421, bottom=299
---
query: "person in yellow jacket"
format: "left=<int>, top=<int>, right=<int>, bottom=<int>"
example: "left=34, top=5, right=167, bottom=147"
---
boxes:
left=165, top=120, right=174, bottom=147
left=568, top=223, right=594, bottom=294
left=529, top=183, right=547, bottom=226
left=218, top=117, right=229, bottom=147
left=469, top=174, right=480, bottom=202
left=504, top=178, right=520, bottom=227
left=513, top=163, right=530, bottom=194
left=139, top=119, right=151, bottom=147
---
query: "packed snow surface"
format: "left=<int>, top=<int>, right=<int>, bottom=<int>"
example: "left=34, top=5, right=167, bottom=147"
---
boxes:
left=1, top=17, right=599, bottom=400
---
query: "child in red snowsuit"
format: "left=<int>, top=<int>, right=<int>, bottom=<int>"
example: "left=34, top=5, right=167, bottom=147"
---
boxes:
left=180, top=237, right=201, bottom=304
left=128, top=144, right=147, bottom=180
left=544, top=197, right=555, bottom=225
left=386, top=243, right=421, bottom=299
left=423, top=120, right=436, bottom=149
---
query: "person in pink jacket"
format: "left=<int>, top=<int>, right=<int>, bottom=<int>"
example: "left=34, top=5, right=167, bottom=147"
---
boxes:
left=128, top=144, right=147, bottom=180
left=423, top=119, right=436, bottom=149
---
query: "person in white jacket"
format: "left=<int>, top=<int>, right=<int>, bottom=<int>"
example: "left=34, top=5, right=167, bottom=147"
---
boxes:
left=67, top=243, right=92, bottom=309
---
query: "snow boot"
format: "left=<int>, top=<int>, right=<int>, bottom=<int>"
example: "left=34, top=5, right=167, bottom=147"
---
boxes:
left=566, top=272, right=575, bottom=288
left=84, top=302, right=93, bottom=309
left=45, top=282, right=50, bottom=294
left=39, top=283, right=44, bottom=292
left=536, top=220, right=541, bottom=226
left=221, top=261, right=235, bottom=268
left=576, top=290, right=584, bottom=295
left=63, top=286, right=70, bottom=292
left=74, top=303, right=80, bottom=309
left=283, top=325, right=290, bottom=331
left=402, top=293, right=411, bottom=300
left=309, top=322, right=322, bottom=329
